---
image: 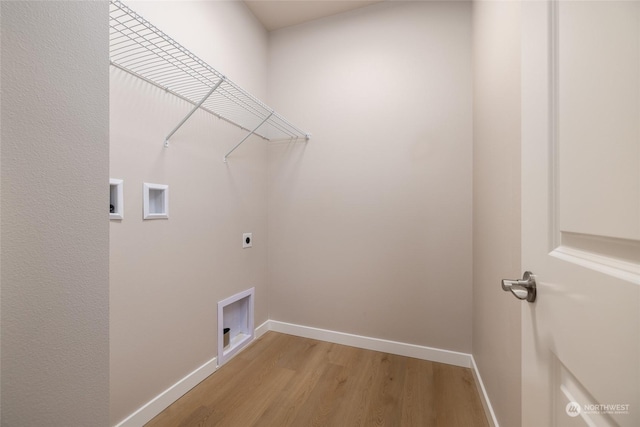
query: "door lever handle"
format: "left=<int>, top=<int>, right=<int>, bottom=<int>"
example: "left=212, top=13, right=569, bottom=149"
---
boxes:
left=502, top=271, right=536, bottom=303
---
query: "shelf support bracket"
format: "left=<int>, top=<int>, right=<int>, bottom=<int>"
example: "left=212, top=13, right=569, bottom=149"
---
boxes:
left=164, top=77, right=225, bottom=148
left=223, top=112, right=273, bottom=162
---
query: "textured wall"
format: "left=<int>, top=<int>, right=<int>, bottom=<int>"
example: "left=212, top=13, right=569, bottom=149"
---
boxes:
left=1, top=2, right=110, bottom=425
left=472, top=1, right=522, bottom=426
left=267, top=1, right=473, bottom=353
left=109, top=2, right=270, bottom=424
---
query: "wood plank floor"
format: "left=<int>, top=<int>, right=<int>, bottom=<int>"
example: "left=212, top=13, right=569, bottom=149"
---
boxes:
left=146, top=332, right=489, bottom=427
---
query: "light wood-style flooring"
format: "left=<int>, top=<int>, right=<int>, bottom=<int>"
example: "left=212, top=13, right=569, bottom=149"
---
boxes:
left=146, top=331, right=489, bottom=426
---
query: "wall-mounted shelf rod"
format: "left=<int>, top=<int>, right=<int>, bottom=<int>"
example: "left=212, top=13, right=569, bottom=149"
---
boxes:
left=110, top=62, right=271, bottom=142
left=224, top=112, right=273, bottom=163
left=109, top=0, right=310, bottom=157
left=164, top=77, right=225, bottom=148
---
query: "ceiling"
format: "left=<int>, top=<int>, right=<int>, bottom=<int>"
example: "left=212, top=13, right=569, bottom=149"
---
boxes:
left=244, top=0, right=384, bottom=31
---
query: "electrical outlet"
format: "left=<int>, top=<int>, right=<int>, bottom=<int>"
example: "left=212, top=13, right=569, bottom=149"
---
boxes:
left=243, top=233, right=252, bottom=248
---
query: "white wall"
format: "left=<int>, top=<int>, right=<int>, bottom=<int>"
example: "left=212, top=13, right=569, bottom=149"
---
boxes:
left=1, top=2, right=110, bottom=425
left=0, top=4, right=3, bottom=419
left=472, top=1, right=522, bottom=426
left=267, top=1, right=473, bottom=353
left=110, top=2, right=527, bottom=425
left=109, top=1, right=270, bottom=424
left=0, top=1, right=526, bottom=424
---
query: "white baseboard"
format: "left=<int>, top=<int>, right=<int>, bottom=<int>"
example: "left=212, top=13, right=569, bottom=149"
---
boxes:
left=267, top=320, right=472, bottom=368
left=255, top=319, right=270, bottom=339
left=114, top=356, right=217, bottom=427
left=270, top=320, right=499, bottom=423
left=470, top=355, right=499, bottom=427
left=115, top=320, right=483, bottom=427
left=115, top=321, right=271, bottom=427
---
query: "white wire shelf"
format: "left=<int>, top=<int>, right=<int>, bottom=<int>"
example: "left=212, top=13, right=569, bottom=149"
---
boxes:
left=109, top=0, right=309, bottom=160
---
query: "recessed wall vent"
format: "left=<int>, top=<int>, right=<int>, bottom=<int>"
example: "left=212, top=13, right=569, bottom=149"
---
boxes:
left=217, top=288, right=254, bottom=365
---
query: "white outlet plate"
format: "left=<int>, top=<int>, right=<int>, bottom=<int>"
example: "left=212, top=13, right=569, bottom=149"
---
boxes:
left=243, top=233, right=252, bottom=248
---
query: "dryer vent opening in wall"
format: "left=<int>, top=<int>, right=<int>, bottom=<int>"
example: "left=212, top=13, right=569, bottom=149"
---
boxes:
left=217, top=288, right=255, bottom=366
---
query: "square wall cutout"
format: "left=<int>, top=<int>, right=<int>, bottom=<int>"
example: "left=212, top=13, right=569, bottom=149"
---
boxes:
left=143, top=183, right=169, bottom=220
left=110, top=179, right=124, bottom=220
left=217, top=288, right=255, bottom=366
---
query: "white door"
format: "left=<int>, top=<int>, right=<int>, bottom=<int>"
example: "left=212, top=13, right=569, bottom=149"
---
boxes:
left=520, top=1, right=640, bottom=426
